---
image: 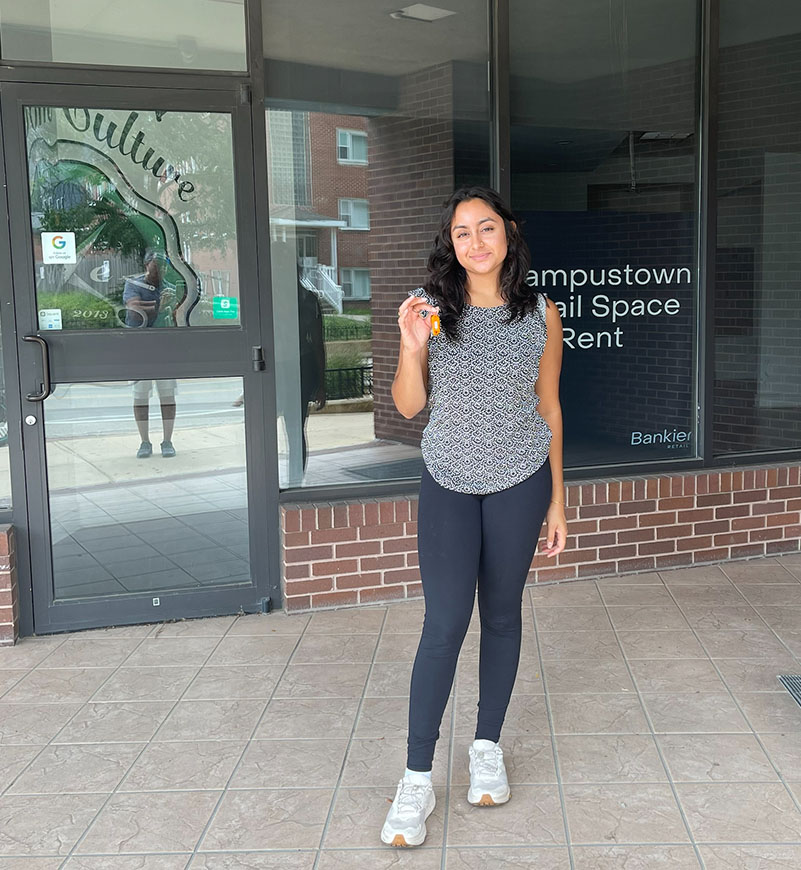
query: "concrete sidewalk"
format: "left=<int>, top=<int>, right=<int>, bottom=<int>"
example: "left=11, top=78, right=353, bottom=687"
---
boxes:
left=1, top=556, right=801, bottom=866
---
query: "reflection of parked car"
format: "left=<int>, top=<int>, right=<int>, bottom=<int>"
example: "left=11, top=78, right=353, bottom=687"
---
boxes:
left=0, top=389, right=7, bottom=447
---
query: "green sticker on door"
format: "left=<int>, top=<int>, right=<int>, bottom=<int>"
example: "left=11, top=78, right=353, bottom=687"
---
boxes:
left=212, top=296, right=239, bottom=319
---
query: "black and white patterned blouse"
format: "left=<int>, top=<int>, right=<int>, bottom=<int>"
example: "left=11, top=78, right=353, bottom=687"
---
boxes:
left=410, top=287, right=552, bottom=494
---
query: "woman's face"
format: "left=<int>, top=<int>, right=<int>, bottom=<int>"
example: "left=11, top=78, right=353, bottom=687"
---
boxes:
left=450, top=198, right=509, bottom=283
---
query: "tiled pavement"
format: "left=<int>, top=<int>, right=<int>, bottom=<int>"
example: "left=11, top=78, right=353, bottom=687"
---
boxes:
left=1, top=557, right=801, bottom=867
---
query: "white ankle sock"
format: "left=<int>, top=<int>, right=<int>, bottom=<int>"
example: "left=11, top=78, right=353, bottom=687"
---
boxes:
left=404, top=767, right=432, bottom=783
left=472, top=739, right=497, bottom=751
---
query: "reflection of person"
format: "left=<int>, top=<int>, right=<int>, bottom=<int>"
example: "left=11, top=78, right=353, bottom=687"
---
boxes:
left=124, top=250, right=177, bottom=459
left=296, top=278, right=327, bottom=469
left=381, top=187, right=567, bottom=848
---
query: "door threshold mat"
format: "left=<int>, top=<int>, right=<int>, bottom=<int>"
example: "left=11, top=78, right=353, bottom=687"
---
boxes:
left=778, top=675, right=801, bottom=708
left=346, top=457, right=425, bottom=481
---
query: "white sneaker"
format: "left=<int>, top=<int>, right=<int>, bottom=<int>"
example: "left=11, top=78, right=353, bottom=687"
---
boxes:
left=381, top=775, right=436, bottom=847
left=468, top=739, right=510, bottom=806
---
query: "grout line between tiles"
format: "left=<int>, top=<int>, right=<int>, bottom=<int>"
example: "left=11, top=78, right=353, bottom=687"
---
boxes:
left=596, top=577, right=707, bottom=870
left=53, top=614, right=245, bottom=870
left=311, top=607, right=389, bottom=869
left=528, top=585, right=576, bottom=870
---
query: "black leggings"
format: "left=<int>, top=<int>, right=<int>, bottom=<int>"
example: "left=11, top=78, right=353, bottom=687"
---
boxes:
left=407, top=460, right=552, bottom=771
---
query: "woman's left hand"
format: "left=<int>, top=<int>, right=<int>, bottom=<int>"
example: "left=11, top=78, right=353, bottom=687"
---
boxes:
left=541, top=504, right=567, bottom=557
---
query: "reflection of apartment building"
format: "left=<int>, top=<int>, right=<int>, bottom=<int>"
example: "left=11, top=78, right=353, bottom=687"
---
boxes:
left=267, top=110, right=370, bottom=311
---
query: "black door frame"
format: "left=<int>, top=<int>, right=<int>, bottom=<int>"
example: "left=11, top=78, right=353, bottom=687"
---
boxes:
left=0, top=81, right=282, bottom=634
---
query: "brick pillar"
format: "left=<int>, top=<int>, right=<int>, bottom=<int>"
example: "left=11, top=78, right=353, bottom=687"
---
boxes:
left=0, top=526, right=18, bottom=646
left=368, top=62, right=455, bottom=445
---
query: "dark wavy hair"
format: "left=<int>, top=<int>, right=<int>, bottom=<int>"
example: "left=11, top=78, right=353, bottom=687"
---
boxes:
left=424, top=186, right=539, bottom=339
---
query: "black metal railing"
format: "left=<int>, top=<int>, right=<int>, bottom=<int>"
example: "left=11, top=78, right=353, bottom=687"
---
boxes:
left=323, top=319, right=372, bottom=341
left=325, top=365, right=373, bottom=400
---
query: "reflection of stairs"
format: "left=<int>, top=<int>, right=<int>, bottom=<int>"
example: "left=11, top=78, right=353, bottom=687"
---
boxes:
left=300, top=264, right=343, bottom=313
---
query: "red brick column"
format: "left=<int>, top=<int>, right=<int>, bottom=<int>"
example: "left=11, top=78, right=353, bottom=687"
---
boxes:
left=281, top=464, right=801, bottom=612
left=0, top=526, right=19, bottom=646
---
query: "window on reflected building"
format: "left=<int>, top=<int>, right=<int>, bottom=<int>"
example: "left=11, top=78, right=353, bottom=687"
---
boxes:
left=263, top=0, right=491, bottom=489
left=714, top=2, right=801, bottom=456
left=510, top=0, right=700, bottom=468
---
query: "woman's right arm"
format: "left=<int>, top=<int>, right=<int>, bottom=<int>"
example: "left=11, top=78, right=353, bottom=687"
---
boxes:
left=391, top=295, right=438, bottom=419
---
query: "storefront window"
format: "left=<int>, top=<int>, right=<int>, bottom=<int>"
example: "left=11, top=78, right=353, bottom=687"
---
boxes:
left=263, top=0, right=491, bottom=488
left=0, top=1, right=247, bottom=71
left=714, top=3, right=801, bottom=455
left=510, top=0, right=700, bottom=467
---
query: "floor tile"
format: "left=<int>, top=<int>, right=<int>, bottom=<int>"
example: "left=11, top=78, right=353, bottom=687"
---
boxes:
left=447, top=784, right=565, bottom=846
left=0, top=794, right=105, bottom=855
left=669, top=585, right=747, bottom=607
left=149, top=616, right=237, bottom=637
left=324, top=784, right=444, bottom=848
left=375, top=632, right=424, bottom=663
left=530, top=583, right=603, bottom=606
left=537, top=631, right=622, bottom=661
left=274, top=664, right=370, bottom=699
left=572, top=845, right=701, bottom=869
left=205, top=635, right=298, bottom=667
left=341, top=736, right=449, bottom=786
left=660, top=565, right=733, bottom=585
left=120, top=637, right=219, bottom=668
left=699, top=845, right=801, bottom=869
left=66, top=857, right=190, bottom=869
left=0, top=745, right=47, bottom=790
left=606, top=605, right=690, bottom=631
left=735, top=691, right=801, bottom=732
left=255, top=697, right=360, bottom=739
left=714, top=657, right=797, bottom=694
left=305, top=608, right=385, bottom=634
left=52, top=702, right=172, bottom=744
left=0, top=703, right=83, bottom=744
left=227, top=612, right=310, bottom=636
left=549, top=693, right=649, bottom=734
left=0, top=638, right=67, bottom=670
left=452, top=735, right=557, bottom=784
left=364, top=662, right=413, bottom=697
left=754, top=605, right=801, bottom=633
left=355, top=696, right=414, bottom=738
left=735, top=584, right=801, bottom=606
left=599, top=586, right=674, bottom=606
left=38, top=639, right=143, bottom=669
left=184, top=666, right=284, bottom=700
left=201, top=788, right=333, bottom=850
left=760, top=732, right=801, bottom=779
left=563, top=783, right=689, bottom=844
left=231, top=738, right=348, bottom=789
left=0, top=670, right=30, bottom=698
left=1, top=668, right=115, bottom=704
left=91, top=666, right=198, bottom=702
left=292, top=633, right=378, bottom=664
left=445, top=849, right=570, bottom=869
left=723, top=559, right=798, bottom=584
left=77, top=790, right=221, bottom=853
left=642, top=693, right=751, bottom=733
left=628, top=659, right=726, bottom=693
left=681, top=605, right=766, bottom=631
left=7, top=743, right=143, bottom=795
left=677, top=782, right=801, bottom=842
left=544, top=659, right=635, bottom=694
left=617, top=629, right=707, bottom=659
left=555, top=734, right=666, bottom=783
left=191, top=854, right=315, bottom=870
left=696, top=629, right=792, bottom=659
left=597, top=572, right=664, bottom=585
left=119, top=740, right=245, bottom=790
left=534, top=607, right=612, bottom=632
left=153, top=699, right=266, bottom=741
left=319, top=849, right=441, bottom=869
left=657, top=733, right=778, bottom=781
left=382, top=600, right=426, bottom=633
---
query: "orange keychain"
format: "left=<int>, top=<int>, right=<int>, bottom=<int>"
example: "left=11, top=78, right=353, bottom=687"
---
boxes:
left=429, top=313, right=441, bottom=336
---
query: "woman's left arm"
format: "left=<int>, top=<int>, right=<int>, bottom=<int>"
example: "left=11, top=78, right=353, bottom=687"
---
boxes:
left=535, top=298, right=567, bottom=557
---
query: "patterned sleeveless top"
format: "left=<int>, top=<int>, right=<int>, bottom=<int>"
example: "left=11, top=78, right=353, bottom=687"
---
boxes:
left=410, top=287, right=552, bottom=494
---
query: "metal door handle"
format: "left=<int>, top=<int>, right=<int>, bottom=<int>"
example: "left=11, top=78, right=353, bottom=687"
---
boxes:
left=23, top=335, right=52, bottom=402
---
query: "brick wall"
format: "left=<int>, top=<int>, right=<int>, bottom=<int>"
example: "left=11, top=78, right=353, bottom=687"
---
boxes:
left=281, top=463, right=801, bottom=611
left=0, top=526, right=18, bottom=646
left=368, top=62, right=455, bottom=445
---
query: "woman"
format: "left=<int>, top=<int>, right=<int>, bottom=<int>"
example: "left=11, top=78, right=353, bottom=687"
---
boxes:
left=381, top=186, right=567, bottom=847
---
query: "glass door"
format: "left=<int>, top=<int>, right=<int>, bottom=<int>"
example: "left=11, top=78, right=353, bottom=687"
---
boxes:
left=2, top=84, right=278, bottom=633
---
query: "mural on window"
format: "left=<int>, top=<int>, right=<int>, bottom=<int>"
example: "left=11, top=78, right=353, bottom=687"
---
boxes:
left=25, top=107, right=240, bottom=331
